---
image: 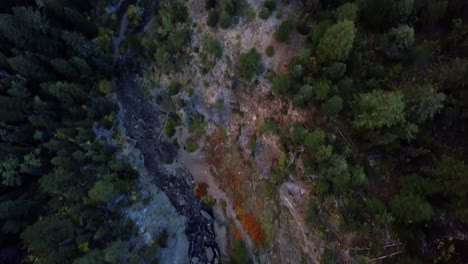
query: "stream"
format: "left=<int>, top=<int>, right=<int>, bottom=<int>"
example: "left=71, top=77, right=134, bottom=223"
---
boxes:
left=110, top=0, right=219, bottom=263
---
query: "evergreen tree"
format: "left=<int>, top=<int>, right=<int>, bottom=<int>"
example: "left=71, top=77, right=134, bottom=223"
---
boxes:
left=390, top=194, right=434, bottom=223
left=352, top=90, right=405, bottom=129
left=316, top=20, right=356, bottom=63
left=7, top=55, right=56, bottom=82
left=403, top=83, right=445, bottom=123
left=21, top=216, right=74, bottom=254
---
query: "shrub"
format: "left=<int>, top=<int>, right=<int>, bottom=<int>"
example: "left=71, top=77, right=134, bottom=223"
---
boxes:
left=361, top=0, right=413, bottom=30
left=202, top=36, right=222, bottom=57
left=264, top=0, right=277, bottom=11
left=294, top=84, right=313, bottom=107
left=314, top=79, right=331, bottom=101
left=247, top=137, right=257, bottom=152
left=292, top=64, right=304, bottom=79
left=185, top=138, right=199, bottom=152
left=390, top=194, right=434, bottom=223
left=410, top=43, right=434, bottom=66
left=275, top=20, right=294, bottom=42
left=98, top=80, right=112, bottom=95
left=167, top=82, right=180, bottom=95
left=391, top=24, right=414, bottom=50
left=188, top=114, right=206, bottom=133
left=221, top=0, right=236, bottom=16
left=259, top=7, right=271, bottom=20
left=229, top=240, right=251, bottom=264
left=265, top=45, right=275, bottom=57
left=259, top=118, right=278, bottom=134
left=201, top=195, right=216, bottom=206
left=207, top=9, right=218, bottom=27
left=304, top=129, right=326, bottom=149
left=205, top=0, right=216, bottom=10
left=335, top=2, right=359, bottom=22
left=325, top=62, right=346, bottom=80
left=271, top=73, right=292, bottom=95
left=219, top=11, right=232, bottom=29
left=235, top=48, right=261, bottom=83
left=126, top=5, right=141, bottom=27
left=322, top=96, right=343, bottom=119
left=164, top=118, right=176, bottom=137
left=238, top=213, right=265, bottom=244
left=194, top=182, right=208, bottom=197
left=422, top=1, right=448, bottom=26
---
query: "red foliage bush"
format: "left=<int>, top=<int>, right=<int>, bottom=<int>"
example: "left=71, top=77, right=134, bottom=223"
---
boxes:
left=194, top=182, right=208, bottom=198
left=239, top=212, right=265, bottom=244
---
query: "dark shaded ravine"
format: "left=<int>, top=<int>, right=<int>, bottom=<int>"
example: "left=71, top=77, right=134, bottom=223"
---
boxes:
left=110, top=0, right=219, bottom=261
left=113, top=58, right=219, bottom=263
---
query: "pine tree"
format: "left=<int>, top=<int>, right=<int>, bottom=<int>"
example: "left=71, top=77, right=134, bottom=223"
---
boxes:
left=50, top=58, right=81, bottom=80
left=20, top=216, right=74, bottom=254
left=316, top=20, right=356, bottom=63
left=0, top=95, right=27, bottom=122
left=352, top=90, right=405, bottom=129
left=63, top=7, right=98, bottom=38
left=7, top=55, right=56, bottom=82
left=403, top=83, right=445, bottom=123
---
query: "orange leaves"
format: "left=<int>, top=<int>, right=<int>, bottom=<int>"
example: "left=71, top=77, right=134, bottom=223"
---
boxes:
left=219, top=170, right=242, bottom=191
left=194, top=182, right=208, bottom=198
left=238, top=212, right=265, bottom=245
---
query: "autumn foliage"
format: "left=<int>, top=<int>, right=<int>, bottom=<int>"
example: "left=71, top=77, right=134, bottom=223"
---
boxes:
left=194, top=182, right=208, bottom=198
left=238, top=212, right=265, bottom=244
left=219, top=170, right=243, bottom=191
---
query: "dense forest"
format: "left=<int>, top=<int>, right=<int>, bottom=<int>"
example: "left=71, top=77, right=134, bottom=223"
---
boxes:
left=264, top=0, right=468, bottom=262
left=0, top=0, right=467, bottom=263
left=0, top=0, right=146, bottom=263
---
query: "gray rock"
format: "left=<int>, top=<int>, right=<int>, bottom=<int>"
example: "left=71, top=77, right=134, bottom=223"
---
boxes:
left=178, top=198, right=186, bottom=206
left=200, top=210, right=212, bottom=220
left=191, top=257, right=199, bottom=264
left=157, top=141, right=177, bottom=164
left=205, top=247, right=214, bottom=262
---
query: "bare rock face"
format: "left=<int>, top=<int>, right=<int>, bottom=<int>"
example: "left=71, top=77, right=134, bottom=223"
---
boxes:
left=158, top=141, right=178, bottom=164
left=114, top=62, right=219, bottom=263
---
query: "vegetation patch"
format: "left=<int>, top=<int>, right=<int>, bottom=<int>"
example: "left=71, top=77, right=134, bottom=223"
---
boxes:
left=235, top=48, right=261, bottom=83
